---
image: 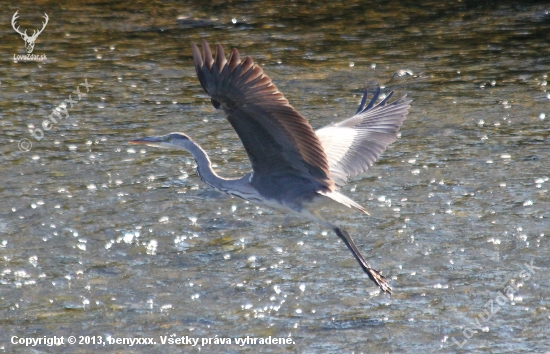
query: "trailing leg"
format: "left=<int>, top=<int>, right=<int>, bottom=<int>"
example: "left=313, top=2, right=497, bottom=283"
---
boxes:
left=333, top=226, right=391, bottom=294
left=306, top=210, right=391, bottom=294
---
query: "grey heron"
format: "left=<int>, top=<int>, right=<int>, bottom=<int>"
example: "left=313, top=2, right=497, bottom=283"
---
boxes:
left=130, top=40, right=411, bottom=294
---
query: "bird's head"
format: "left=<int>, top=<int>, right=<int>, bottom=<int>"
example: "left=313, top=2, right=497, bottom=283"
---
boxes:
left=129, top=132, right=192, bottom=150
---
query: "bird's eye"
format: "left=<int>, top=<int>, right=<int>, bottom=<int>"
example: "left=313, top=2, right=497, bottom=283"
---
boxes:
left=167, top=136, right=171, bottom=142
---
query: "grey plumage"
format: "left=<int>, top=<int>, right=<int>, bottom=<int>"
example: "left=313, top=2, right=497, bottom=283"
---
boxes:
left=130, top=40, right=411, bottom=294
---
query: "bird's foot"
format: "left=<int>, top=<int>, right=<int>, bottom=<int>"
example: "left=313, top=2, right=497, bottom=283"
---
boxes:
left=368, top=268, right=392, bottom=295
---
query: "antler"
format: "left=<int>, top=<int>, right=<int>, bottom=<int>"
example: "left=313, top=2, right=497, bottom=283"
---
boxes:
left=29, top=13, right=49, bottom=40
left=11, top=11, right=26, bottom=38
left=11, top=11, right=48, bottom=40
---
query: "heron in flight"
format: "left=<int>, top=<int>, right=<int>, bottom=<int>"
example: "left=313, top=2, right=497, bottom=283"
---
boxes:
left=130, top=40, right=411, bottom=294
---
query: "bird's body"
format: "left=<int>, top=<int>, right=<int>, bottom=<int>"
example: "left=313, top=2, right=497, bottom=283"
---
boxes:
left=130, top=40, right=411, bottom=294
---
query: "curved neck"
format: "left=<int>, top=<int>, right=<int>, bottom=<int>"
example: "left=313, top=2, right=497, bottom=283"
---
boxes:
left=181, top=139, right=247, bottom=194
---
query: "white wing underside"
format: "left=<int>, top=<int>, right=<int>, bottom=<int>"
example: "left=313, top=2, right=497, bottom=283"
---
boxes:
left=315, top=89, right=411, bottom=187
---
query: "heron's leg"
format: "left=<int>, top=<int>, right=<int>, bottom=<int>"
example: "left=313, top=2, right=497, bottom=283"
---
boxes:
left=308, top=211, right=391, bottom=294
left=333, top=227, right=392, bottom=294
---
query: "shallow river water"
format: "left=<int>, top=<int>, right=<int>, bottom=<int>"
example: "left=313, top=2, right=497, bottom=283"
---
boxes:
left=1, top=1, right=550, bottom=353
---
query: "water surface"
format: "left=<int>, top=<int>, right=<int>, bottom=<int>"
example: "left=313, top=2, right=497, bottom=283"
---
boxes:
left=1, top=1, right=549, bottom=353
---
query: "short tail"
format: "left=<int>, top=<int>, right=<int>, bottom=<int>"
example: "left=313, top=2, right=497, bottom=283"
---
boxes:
left=317, top=190, right=370, bottom=215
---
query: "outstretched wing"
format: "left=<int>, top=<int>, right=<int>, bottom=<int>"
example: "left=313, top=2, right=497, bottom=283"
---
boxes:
left=192, top=40, right=333, bottom=190
left=315, top=88, right=411, bottom=187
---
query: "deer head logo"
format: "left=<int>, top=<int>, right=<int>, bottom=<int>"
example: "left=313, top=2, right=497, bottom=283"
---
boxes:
left=11, top=11, right=49, bottom=54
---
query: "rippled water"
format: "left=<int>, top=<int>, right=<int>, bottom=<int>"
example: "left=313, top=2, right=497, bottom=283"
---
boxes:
left=2, top=1, right=549, bottom=353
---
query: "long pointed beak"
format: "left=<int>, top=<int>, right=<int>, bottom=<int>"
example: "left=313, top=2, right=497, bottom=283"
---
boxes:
left=128, top=136, right=164, bottom=147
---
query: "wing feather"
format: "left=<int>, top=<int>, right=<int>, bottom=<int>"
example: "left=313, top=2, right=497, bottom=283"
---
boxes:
left=192, top=40, right=333, bottom=189
left=316, top=88, right=411, bottom=187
